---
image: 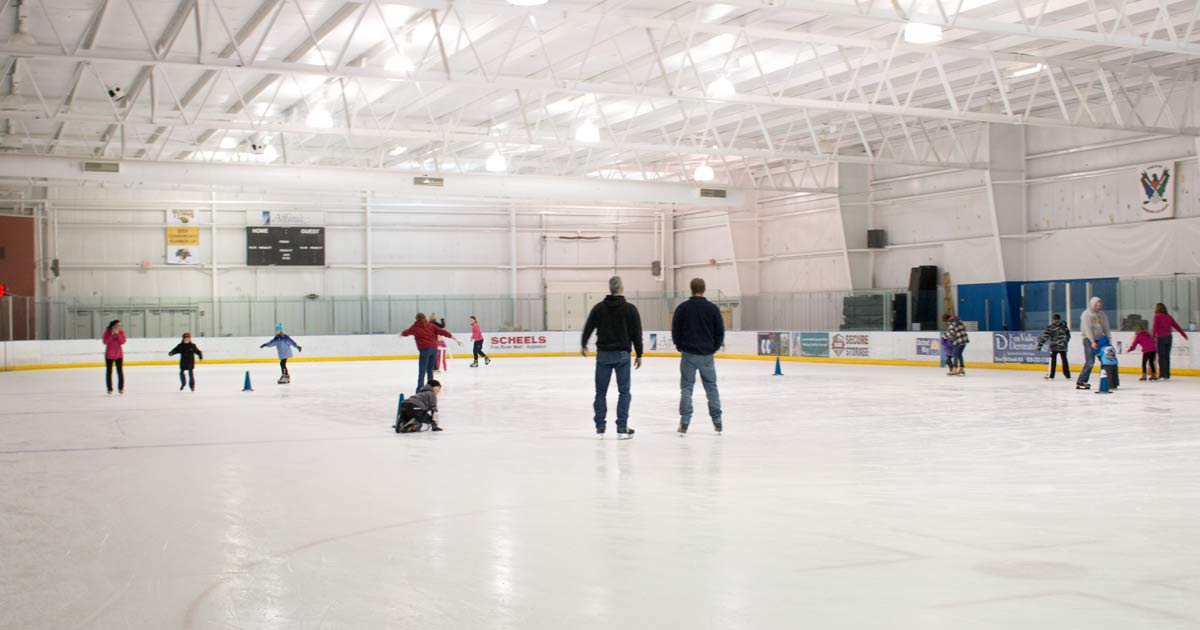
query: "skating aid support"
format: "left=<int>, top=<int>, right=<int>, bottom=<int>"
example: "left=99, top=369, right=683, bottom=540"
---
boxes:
left=1095, top=365, right=1112, bottom=394
left=242, top=370, right=253, bottom=391
left=773, top=356, right=783, bottom=376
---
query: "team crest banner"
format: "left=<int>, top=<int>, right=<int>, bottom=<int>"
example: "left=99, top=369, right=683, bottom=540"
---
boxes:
left=1138, top=163, right=1174, bottom=220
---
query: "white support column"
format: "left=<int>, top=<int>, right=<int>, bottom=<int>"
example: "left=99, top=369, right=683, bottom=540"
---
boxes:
left=210, top=190, right=219, bottom=337
left=509, top=205, right=518, bottom=326
left=986, top=123, right=1028, bottom=283
left=365, top=191, right=374, bottom=333
left=837, top=162, right=872, bottom=291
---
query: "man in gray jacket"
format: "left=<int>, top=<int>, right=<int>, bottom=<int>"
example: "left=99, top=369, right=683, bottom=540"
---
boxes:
left=1076, top=297, right=1110, bottom=390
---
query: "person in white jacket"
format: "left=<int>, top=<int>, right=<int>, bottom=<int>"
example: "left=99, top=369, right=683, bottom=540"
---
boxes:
left=1076, top=297, right=1110, bottom=390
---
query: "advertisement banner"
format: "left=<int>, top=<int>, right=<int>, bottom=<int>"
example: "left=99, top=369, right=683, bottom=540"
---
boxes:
left=757, top=332, right=780, bottom=356
left=830, top=333, right=870, bottom=358
left=490, top=334, right=552, bottom=353
left=168, top=209, right=197, bottom=225
left=1138, top=162, right=1175, bottom=220
left=165, top=227, right=202, bottom=265
left=915, top=337, right=942, bottom=356
left=795, top=332, right=830, bottom=358
left=648, top=332, right=676, bottom=353
left=993, top=332, right=1049, bottom=364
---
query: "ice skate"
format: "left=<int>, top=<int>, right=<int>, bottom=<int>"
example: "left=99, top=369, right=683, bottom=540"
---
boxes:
left=713, top=419, right=723, bottom=434
left=470, top=361, right=479, bottom=368
left=277, top=374, right=290, bottom=384
left=485, top=357, right=491, bottom=365
left=1139, top=374, right=1148, bottom=381
left=431, top=422, right=443, bottom=432
left=617, top=427, right=635, bottom=440
left=677, top=422, right=688, bottom=436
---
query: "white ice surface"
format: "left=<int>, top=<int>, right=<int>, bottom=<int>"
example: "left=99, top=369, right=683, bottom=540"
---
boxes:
left=1, top=357, right=1199, bottom=630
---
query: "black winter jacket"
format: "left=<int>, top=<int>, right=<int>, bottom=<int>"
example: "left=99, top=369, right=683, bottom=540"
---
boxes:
left=671, top=297, right=725, bottom=355
left=168, top=342, right=203, bottom=370
left=582, top=295, right=644, bottom=357
left=1037, top=319, right=1071, bottom=352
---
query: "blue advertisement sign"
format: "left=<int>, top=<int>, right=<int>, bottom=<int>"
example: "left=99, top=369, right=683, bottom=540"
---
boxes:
left=796, top=332, right=830, bottom=358
left=915, top=338, right=942, bottom=356
left=993, top=332, right=1050, bottom=364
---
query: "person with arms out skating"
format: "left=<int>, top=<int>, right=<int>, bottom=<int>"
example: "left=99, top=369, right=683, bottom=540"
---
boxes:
left=168, top=332, right=203, bottom=391
left=102, top=319, right=126, bottom=395
left=1036, top=314, right=1071, bottom=380
left=1128, top=324, right=1159, bottom=382
left=1076, top=297, right=1110, bottom=390
left=261, top=324, right=301, bottom=384
left=581, top=276, right=643, bottom=439
left=469, top=316, right=490, bottom=367
left=397, top=379, right=443, bottom=433
left=672, top=278, right=724, bottom=435
left=401, top=313, right=460, bottom=390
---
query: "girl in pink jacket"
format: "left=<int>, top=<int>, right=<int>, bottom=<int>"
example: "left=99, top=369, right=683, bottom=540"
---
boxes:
left=469, top=315, right=490, bottom=367
left=1128, top=324, right=1159, bottom=382
left=102, top=319, right=126, bottom=394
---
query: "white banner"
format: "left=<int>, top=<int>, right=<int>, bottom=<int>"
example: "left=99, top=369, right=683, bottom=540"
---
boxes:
left=1138, top=162, right=1175, bottom=220
left=247, top=210, right=323, bottom=226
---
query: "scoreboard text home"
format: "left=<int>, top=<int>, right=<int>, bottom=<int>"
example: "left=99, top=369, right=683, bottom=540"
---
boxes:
left=246, top=227, right=326, bottom=266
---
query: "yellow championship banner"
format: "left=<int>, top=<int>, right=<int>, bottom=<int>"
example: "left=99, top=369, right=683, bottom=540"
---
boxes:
left=166, top=227, right=202, bottom=264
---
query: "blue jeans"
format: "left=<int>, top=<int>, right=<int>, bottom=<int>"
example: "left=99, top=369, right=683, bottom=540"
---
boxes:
left=594, top=351, right=631, bottom=431
left=417, top=347, right=438, bottom=390
left=1077, top=340, right=1096, bottom=384
left=954, top=344, right=965, bottom=369
left=680, top=352, right=721, bottom=426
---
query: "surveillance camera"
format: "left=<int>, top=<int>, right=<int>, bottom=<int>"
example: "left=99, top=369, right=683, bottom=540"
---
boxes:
left=107, top=86, right=123, bottom=100
left=249, top=133, right=270, bottom=154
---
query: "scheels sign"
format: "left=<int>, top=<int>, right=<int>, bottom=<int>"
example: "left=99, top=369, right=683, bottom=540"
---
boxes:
left=490, top=335, right=548, bottom=345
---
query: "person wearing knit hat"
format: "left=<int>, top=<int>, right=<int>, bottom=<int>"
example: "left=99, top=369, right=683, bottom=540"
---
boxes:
left=1076, top=297, right=1110, bottom=390
left=261, top=324, right=302, bottom=384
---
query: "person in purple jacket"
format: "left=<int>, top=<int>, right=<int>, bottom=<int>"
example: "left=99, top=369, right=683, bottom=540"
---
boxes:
left=102, top=319, right=126, bottom=395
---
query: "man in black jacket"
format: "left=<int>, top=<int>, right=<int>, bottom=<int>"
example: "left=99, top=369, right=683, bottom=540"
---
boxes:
left=581, top=276, right=643, bottom=438
left=671, top=278, right=724, bottom=434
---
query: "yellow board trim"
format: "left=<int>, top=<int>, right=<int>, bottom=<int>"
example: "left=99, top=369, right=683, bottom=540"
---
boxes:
left=3, top=350, right=1198, bottom=377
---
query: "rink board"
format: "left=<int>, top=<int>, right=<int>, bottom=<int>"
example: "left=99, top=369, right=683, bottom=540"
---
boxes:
left=1, top=330, right=1195, bottom=376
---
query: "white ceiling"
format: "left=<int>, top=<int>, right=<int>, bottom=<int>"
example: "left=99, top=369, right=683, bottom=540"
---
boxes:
left=1, top=0, right=1199, bottom=191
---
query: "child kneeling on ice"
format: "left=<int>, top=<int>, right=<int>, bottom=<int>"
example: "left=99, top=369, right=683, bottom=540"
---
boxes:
left=398, top=380, right=442, bottom=432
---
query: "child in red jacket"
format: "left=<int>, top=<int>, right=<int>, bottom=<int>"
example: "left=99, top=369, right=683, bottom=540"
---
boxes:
left=1128, top=324, right=1159, bottom=381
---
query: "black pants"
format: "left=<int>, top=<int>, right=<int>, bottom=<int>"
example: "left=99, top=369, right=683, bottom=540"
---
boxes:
left=473, top=340, right=488, bottom=361
left=279, top=358, right=289, bottom=375
left=399, top=405, right=433, bottom=432
left=1103, top=364, right=1120, bottom=388
left=179, top=369, right=195, bottom=389
left=1142, top=351, right=1158, bottom=375
left=105, top=358, right=124, bottom=392
left=1048, top=351, right=1070, bottom=378
left=1158, top=335, right=1173, bottom=378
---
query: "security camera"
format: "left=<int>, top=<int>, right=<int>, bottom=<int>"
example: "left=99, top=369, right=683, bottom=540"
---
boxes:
left=107, top=86, right=123, bottom=100
left=249, top=134, right=270, bottom=155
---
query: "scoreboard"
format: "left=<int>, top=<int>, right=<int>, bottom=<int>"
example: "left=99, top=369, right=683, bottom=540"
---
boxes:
left=246, top=227, right=325, bottom=266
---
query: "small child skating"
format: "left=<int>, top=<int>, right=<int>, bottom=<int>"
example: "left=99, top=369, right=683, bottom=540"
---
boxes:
left=1097, top=335, right=1120, bottom=390
left=940, top=331, right=957, bottom=375
left=168, top=332, right=203, bottom=391
left=1128, top=324, right=1159, bottom=381
left=260, top=324, right=302, bottom=384
left=1036, top=314, right=1072, bottom=380
left=430, top=313, right=449, bottom=373
left=469, top=315, right=490, bottom=368
left=942, top=313, right=970, bottom=375
left=397, top=379, right=442, bottom=433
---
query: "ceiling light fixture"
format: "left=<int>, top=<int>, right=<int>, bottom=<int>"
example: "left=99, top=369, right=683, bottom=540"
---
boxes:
left=1007, top=63, right=1044, bottom=78
left=903, top=21, right=943, bottom=44
left=385, top=53, right=414, bottom=74
left=574, top=119, right=600, bottom=143
left=389, top=145, right=409, bottom=156
left=707, top=75, right=736, bottom=99
left=219, top=137, right=238, bottom=150
left=485, top=151, right=507, bottom=173
left=305, top=105, right=334, bottom=129
left=694, top=163, right=715, bottom=182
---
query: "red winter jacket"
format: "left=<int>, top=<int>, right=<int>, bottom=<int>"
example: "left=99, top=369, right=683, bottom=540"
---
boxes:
left=401, top=321, right=453, bottom=350
left=102, top=329, right=126, bottom=360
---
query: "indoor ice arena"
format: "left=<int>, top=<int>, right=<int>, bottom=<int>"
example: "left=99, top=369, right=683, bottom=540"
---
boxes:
left=1, top=0, right=1199, bottom=628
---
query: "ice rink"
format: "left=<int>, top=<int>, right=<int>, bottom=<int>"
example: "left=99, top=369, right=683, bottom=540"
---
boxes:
left=2, top=356, right=1199, bottom=630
